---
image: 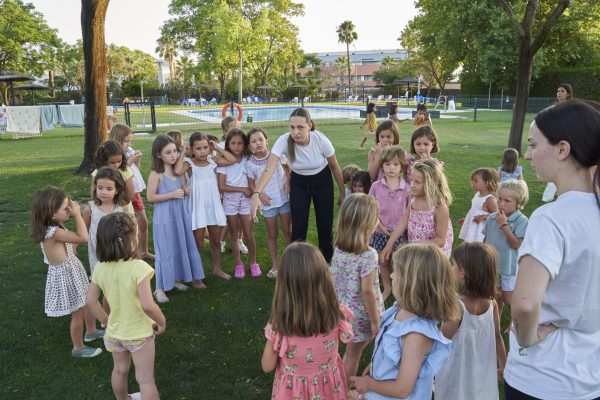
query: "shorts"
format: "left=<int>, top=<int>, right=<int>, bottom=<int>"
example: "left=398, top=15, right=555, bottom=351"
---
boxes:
left=132, top=192, right=145, bottom=211
left=500, top=274, right=516, bottom=292
left=371, top=231, right=408, bottom=252
left=222, top=192, right=251, bottom=216
left=261, top=202, right=291, bottom=218
left=104, top=334, right=154, bottom=353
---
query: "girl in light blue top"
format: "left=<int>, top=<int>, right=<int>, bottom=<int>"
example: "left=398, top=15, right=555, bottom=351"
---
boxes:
left=498, top=148, right=523, bottom=183
left=350, top=243, right=459, bottom=400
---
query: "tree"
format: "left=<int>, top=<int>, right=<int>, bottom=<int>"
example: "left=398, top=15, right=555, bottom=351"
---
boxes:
left=156, top=34, right=178, bottom=81
left=336, top=20, right=358, bottom=88
left=55, top=40, right=85, bottom=93
left=79, top=0, right=109, bottom=174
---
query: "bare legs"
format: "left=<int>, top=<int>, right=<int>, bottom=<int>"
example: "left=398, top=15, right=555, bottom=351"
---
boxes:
left=111, top=337, right=159, bottom=400
left=343, top=341, right=369, bottom=384
left=134, top=209, right=153, bottom=259
left=264, top=213, right=291, bottom=273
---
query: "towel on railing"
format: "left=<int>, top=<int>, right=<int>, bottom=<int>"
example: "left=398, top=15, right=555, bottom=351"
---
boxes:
left=58, top=104, right=84, bottom=127
left=6, top=106, right=41, bottom=134
left=40, top=105, right=59, bottom=131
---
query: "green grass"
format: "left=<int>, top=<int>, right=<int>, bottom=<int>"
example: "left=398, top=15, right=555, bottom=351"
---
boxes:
left=0, top=110, right=542, bottom=399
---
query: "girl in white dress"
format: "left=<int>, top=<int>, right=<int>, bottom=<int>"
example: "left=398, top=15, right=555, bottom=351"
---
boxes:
left=174, top=131, right=236, bottom=280
left=458, top=168, right=499, bottom=242
left=435, top=242, right=506, bottom=400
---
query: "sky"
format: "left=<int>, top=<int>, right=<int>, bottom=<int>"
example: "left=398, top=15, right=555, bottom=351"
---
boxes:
left=29, top=0, right=418, bottom=56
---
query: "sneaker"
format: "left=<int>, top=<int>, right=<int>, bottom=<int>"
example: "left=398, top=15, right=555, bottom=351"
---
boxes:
left=154, top=289, right=169, bottom=303
left=250, top=263, right=262, bottom=278
left=234, top=264, right=245, bottom=279
left=220, top=241, right=226, bottom=253
left=71, top=345, right=102, bottom=358
left=84, top=328, right=105, bottom=343
left=266, top=269, right=278, bottom=279
left=238, top=240, right=248, bottom=254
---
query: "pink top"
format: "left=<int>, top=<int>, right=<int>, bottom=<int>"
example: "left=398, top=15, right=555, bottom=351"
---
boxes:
left=369, top=177, right=410, bottom=234
left=264, top=305, right=354, bottom=400
left=407, top=201, right=453, bottom=256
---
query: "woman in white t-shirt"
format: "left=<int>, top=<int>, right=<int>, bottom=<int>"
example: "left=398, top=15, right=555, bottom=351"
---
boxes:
left=504, top=100, right=600, bottom=400
left=250, top=108, right=345, bottom=262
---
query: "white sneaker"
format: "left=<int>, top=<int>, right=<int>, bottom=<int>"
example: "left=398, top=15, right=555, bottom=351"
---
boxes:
left=238, top=239, right=248, bottom=254
left=154, top=290, right=169, bottom=303
left=220, top=241, right=226, bottom=253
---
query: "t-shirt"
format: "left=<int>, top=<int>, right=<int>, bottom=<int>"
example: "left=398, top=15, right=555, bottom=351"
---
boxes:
left=216, top=157, right=248, bottom=188
left=91, top=259, right=155, bottom=340
left=271, top=130, right=335, bottom=176
left=246, top=151, right=288, bottom=210
left=482, top=210, right=528, bottom=276
left=503, top=191, right=600, bottom=399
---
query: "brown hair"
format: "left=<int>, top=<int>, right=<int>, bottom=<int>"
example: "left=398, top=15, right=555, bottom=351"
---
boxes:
left=379, top=145, right=408, bottom=170
left=247, top=127, right=267, bottom=143
left=108, top=124, right=133, bottom=148
left=287, top=108, right=316, bottom=163
left=334, top=193, right=379, bottom=254
left=269, top=242, right=343, bottom=337
left=342, top=164, right=360, bottom=183
left=350, top=171, right=372, bottom=194
left=92, top=166, right=129, bottom=206
left=151, top=134, right=175, bottom=173
left=30, top=186, right=68, bottom=243
left=224, top=128, right=248, bottom=155
left=166, top=130, right=183, bottom=153
left=410, top=126, right=440, bottom=154
left=452, top=242, right=499, bottom=299
left=96, top=212, right=137, bottom=262
left=221, top=115, right=238, bottom=134
left=501, top=148, right=519, bottom=173
left=392, top=244, right=460, bottom=321
left=471, top=168, right=499, bottom=194
left=375, top=120, right=400, bottom=145
left=94, top=140, right=127, bottom=171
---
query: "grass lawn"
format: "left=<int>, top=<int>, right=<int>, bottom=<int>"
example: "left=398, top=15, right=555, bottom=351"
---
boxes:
left=0, top=110, right=543, bottom=399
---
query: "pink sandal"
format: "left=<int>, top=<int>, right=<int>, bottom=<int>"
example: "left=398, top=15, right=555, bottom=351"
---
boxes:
left=250, top=263, right=262, bottom=278
left=234, top=264, right=245, bottom=279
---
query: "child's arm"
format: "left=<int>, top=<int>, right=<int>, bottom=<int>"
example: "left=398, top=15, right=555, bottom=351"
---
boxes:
left=248, top=177, right=271, bottom=206
left=52, top=201, right=88, bottom=244
left=261, top=340, right=278, bottom=373
left=85, top=282, right=108, bottom=325
left=82, top=205, right=92, bottom=232
left=173, top=158, right=190, bottom=177
left=210, top=141, right=236, bottom=166
left=326, top=155, right=346, bottom=206
left=127, top=151, right=142, bottom=167
left=147, top=171, right=184, bottom=203
left=361, top=270, right=381, bottom=338
left=125, top=176, right=135, bottom=202
left=367, top=149, right=380, bottom=181
left=474, top=197, right=498, bottom=223
left=495, top=211, right=523, bottom=249
left=217, top=172, right=252, bottom=197
left=380, top=203, right=410, bottom=262
left=138, top=274, right=166, bottom=335
left=492, top=299, right=507, bottom=379
left=350, top=333, right=432, bottom=397
left=440, top=306, right=463, bottom=339
left=430, top=203, right=450, bottom=248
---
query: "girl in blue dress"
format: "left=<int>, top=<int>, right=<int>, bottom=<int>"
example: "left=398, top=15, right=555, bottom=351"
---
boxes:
left=349, top=244, right=460, bottom=400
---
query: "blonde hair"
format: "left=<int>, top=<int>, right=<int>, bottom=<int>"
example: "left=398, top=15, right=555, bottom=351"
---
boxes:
left=497, top=179, right=529, bottom=209
left=392, top=244, right=460, bottom=321
left=166, top=130, right=183, bottom=153
left=334, top=194, right=379, bottom=254
left=411, top=159, right=452, bottom=207
left=269, top=242, right=343, bottom=337
left=108, top=124, right=133, bottom=148
left=342, top=164, right=360, bottom=183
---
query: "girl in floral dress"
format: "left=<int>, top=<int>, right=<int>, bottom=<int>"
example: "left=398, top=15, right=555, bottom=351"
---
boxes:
left=262, top=242, right=354, bottom=400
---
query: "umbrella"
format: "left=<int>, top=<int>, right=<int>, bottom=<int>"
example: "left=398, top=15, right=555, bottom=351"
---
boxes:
left=394, top=76, right=419, bottom=104
left=0, top=72, right=34, bottom=105
left=257, top=84, right=274, bottom=100
left=14, top=83, right=48, bottom=105
left=290, top=83, right=306, bottom=100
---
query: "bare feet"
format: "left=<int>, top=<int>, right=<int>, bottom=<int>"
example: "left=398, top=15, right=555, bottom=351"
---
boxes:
left=192, top=279, right=207, bottom=289
left=174, top=281, right=189, bottom=291
left=213, top=268, right=232, bottom=280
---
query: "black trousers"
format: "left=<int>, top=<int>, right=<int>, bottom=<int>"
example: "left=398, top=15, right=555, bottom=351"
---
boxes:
left=289, top=165, right=334, bottom=262
left=505, top=382, right=600, bottom=400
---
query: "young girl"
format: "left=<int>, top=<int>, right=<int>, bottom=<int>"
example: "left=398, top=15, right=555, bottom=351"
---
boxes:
left=482, top=179, right=529, bottom=317
left=217, top=129, right=261, bottom=278
left=261, top=242, right=354, bottom=400
left=84, top=167, right=128, bottom=274
left=30, top=187, right=102, bottom=358
left=359, top=102, right=377, bottom=150
left=174, top=131, right=236, bottom=280
left=331, top=194, right=384, bottom=384
left=147, top=134, right=206, bottom=303
left=342, top=164, right=361, bottom=197
left=109, top=124, right=153, bottom=260
left=349, top=244, right=459, bottom=399
left=498, top=148, right=523, bottom=183
left=246, top=128, right=291, bottom=278
left=388, top=103, right=410, bottom=125
left=367, top=120, right=401, bottom=181
left=414, top=103, right=432, bottom=128
left=92, top=140, right=135, bottom=215
left=350, top=171, right=372, bottom=194
left=458, top=168, right=499, bottom=243
left=409, top=126, right=443, bottom=165
left=368, top=146, right=410, bottom=299
left=86, top=212, right=166, bottom=400
left=381, top=160, right=454, bottom=261
left=434, top=242, right=507, bottom=400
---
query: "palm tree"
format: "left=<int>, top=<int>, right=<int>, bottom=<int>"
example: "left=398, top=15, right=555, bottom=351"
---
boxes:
left=336, top=20, right=358, bottom=88
left=156, top=35, right=178, bottom=82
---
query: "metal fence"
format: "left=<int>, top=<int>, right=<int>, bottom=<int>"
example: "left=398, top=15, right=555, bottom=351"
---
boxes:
left=457, top=95, right=555, bottom=113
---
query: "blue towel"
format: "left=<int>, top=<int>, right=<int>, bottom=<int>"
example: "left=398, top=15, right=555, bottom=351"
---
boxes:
left=40, top=105, right=59, bottom=131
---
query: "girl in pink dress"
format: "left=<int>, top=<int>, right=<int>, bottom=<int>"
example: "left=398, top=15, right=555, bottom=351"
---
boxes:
left=262, top=242, right=354, bottom=400
left=381, top=159, right=454, bottom=261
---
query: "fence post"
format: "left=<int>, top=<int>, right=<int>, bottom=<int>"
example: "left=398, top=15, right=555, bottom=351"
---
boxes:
left=150, top=102, right=156, bottom=133
left=124, top=103, right=131, bottom=127
left=473, top=98, right=478, bottom=121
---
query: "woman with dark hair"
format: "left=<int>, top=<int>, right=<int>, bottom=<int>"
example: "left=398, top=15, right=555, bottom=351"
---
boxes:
left=250, top=108, right=345, bottom=262
left=503, top=101, right=600, bottom=400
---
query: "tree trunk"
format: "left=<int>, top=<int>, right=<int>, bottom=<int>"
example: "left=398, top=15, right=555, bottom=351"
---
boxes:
left=78, top=0, right=109, bottom=175
left=49, top=70, right=56, bottom=97
left=346, top=42, right=351, bottom=89
left=508, top=41, right=533, bottom=154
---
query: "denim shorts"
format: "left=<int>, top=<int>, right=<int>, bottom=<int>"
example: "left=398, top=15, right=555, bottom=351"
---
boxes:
left=104, top=334, right=154, bottom=353
left=261, top=202, right=291, bottom=218
left=222, top=192, right=251, bottom=216
left=500, top=274, right=516, bottom=292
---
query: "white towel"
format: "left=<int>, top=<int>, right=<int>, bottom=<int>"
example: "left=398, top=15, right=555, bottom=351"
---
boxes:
left=58, top=104, right=84, bottom=127
left=6, top=106, right=41, bottom=134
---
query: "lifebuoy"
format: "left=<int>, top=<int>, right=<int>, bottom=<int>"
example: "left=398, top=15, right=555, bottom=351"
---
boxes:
left=221, top=102, right=243, bottom=121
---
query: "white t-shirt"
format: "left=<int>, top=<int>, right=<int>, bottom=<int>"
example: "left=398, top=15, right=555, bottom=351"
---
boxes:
left=271, top=130, right=335, bottom=176
left=504, top=191, right=600, bottom=399
left=216, top=157, right=248, bottom=188
left=246, top=152, right=288, bottom=210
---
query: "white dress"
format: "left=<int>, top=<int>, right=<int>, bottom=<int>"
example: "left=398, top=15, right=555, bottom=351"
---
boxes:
left=187, top=157, right=227, bottom=229
left=459, top=193, right=493, bottom=242
left=435, top=300, right=499, bottom=400
left=87, top=201, right=123, bottom=273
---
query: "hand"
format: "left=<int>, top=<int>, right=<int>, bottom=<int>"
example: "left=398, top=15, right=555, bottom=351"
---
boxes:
left=337, top=192, right=345, bottom=206
left=537, top=323, right=557, bottom=341
left=380, top=245, right=392, bottom=262
left=182, top=184, right=191, bottom=196
left=457, top=218, right=465, bottom=226
left=473, top=215, right=487, bottom=224
left=495, top=210, right=507, bottom=225
left=250, top=194, right=260, bottom=222
left=130, top=151, right=142, bottom=163
left=379, top=226, right=391, bottom=236
left=68, top=199, right=81, bottom=216
left=242, top=188, right=253, bottom=198
left=370, top=322, right=380, bottom=339
left=259, top=193, right=271, bottom=206
left=153, top=322, right=166, bottom=335
left=171, top=188, right=185, bottom=199
left=209, top=140, right=218, bottom=151
left=349, top=375, right=372, bottom=394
